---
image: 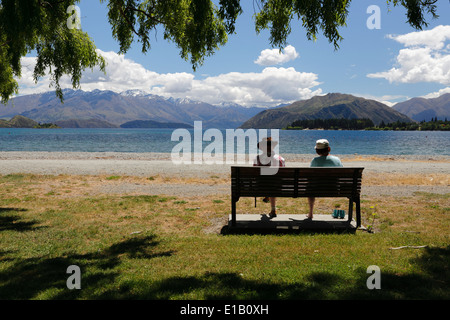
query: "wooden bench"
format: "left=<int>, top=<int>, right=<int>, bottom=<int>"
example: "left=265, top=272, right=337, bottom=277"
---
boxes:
left=231, top=166, right=364, bottom=228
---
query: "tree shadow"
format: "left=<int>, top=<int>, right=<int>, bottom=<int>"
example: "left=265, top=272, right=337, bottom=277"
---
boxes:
left=340, top=245, right=450, bottom=300
left=0, top=234, right=448, bottom=300
left=92, top=246, right=449, bottom=300
left=0, top=207, right=43, bottom=232
left=378, top=245, right=450, bottom=299
left=0, top=234, right=174, bottom=299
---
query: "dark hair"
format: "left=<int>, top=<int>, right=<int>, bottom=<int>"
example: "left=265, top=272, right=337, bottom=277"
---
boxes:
left=316, top=147, right=330, bottom=156
left=257, top=137, right=272, bottom=149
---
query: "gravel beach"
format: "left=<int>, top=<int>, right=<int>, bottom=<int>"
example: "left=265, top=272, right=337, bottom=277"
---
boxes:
left=0, top=151, right=449, bottom=197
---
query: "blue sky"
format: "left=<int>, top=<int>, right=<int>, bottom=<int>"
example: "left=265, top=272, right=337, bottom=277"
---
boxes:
left=19, top=0, right=450, bottom=107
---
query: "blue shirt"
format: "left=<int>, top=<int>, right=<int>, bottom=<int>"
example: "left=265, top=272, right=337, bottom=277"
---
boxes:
left=310, top=155, right=343, bottom=167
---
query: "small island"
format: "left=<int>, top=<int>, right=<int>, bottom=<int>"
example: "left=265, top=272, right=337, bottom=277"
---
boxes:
left=0, top=115, right=60, bottom=129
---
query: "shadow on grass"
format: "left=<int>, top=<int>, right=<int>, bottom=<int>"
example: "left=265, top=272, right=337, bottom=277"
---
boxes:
left=377, top=245, right=450, bottom=299
left=111, top=246, right=449, bottom=300
left=0, top=236, right=448, bottom=299
left=220, top=225, right=356, bottom=235
left=133, top=271, right=345, bottom=300
left=120, top=245, right=449, bottom=300
left=0, top=207, right=44, bottom=232
left=0, top=234, right=174, bottom=299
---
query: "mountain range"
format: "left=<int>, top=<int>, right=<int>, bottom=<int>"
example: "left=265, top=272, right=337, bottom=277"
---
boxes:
left=1, top=89, right=264, bottom=128
left=392, top=93, right=449, bottom=122
left=239, top=93, right=414, bottom=129
left=1, top=89, right=448, bottom=129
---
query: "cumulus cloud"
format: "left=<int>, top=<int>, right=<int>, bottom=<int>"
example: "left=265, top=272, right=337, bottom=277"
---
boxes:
left=16, top=49, right=321, bottom=107
left=352, top=93, right=408, bottom=107
left=367, top=25, right=450, bottom=85
left=82, top=50, right=195, bottom=94
left=16, top=50, right=195, bottom=96
left=187, top=67, right=322, bottom=107
left=420, top=86, right=450, bottom=99
left=387, top=25, right=450, bottom=50
left=254, top=45, right=299, bottom=66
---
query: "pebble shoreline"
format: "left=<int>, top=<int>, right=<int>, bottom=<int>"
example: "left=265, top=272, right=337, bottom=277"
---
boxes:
left=0, top=151, right=449, bottom=162
left=0, top=151, right=449, bottom=177
left=0, top=151, right=448, bottom=198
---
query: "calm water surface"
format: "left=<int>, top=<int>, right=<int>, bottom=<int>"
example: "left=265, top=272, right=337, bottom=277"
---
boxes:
left=0, top=128, right=448, bottom=156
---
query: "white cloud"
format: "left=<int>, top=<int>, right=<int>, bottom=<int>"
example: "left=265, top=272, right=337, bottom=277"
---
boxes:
left=420, top=87, right=450, bottom=99
left=367, top=25, right=450, bottom=85
left=254, top=45, right=299, bottom=66
left=16, top=50, right=195, bottom=96
left=187, top=67, right=322, bottom=107
left=387, top=25, right=450, bottom=50
left=351, top=93, right=408, bottom=107
left=16, top=49, right=321, bottom=107
left=18, top=57, right=61, bottom=94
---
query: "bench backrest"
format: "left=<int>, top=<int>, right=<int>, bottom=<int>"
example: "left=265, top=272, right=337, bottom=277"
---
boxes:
left=231, top=167, right=364, bottom=198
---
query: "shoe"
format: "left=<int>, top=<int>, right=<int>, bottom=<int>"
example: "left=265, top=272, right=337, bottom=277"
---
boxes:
left=332, top=209, right=345, bottom=219
left=269, top=212, right=277, bottom=218
left=262, top=197, right=270, bottom=203
left=332, top=209, right=339, bottom=218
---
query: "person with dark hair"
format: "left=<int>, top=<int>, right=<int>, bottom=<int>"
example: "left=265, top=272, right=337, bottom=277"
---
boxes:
left=307, top=139, right=342, bottom=219
left=253, top=137, right=285, bottom=218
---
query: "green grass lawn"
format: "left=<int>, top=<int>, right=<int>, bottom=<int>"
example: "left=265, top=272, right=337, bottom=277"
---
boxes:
left=0, top=174, right=448, bottom=300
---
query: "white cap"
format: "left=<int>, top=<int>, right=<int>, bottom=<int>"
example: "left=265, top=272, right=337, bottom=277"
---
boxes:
left=315, top=139, right=330, bottom=150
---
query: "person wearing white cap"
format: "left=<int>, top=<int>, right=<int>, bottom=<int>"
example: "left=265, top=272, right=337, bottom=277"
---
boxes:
left=307, top=139, right=343, bottom=219
left=310, top=139, right=342, bottom=167
left=253, top=137, right=285, bottom=218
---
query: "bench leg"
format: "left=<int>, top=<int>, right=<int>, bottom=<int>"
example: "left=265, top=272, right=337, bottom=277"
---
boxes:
left=231, top=197, right=237, bottom=227
left=348, top=198, right=353, bottom=223
left=356, top=198, right=361, bottom=228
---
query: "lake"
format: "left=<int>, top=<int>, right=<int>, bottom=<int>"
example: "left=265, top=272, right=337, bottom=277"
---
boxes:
left=0, top=128, right=448, bottom=156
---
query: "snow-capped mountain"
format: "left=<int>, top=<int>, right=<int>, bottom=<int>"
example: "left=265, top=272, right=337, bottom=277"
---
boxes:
left=1, top=89, right=265, bottom=128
